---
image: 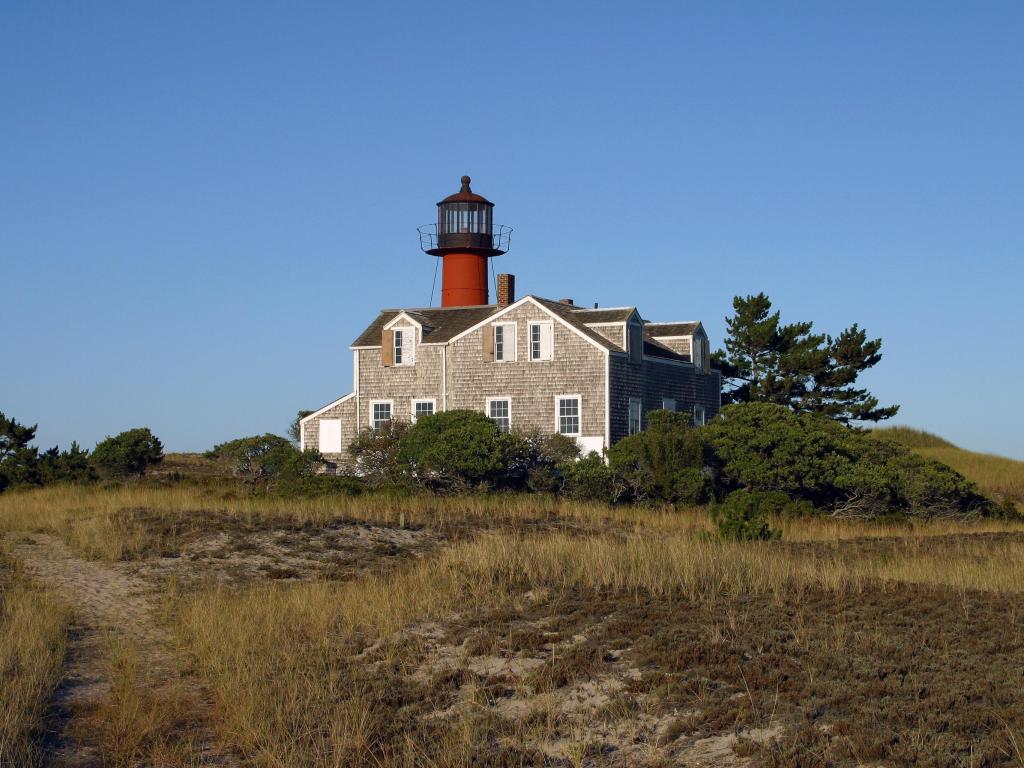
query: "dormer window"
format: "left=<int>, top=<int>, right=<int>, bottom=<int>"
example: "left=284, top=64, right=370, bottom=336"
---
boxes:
left=628, top=322, right=643, bottom=364
left=393, top=327, right=415, bottom=366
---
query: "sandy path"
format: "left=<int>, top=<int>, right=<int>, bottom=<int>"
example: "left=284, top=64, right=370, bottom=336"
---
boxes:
left=8, top=533, right=234, bottom=767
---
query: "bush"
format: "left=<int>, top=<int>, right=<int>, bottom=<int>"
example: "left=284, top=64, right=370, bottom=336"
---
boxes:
left=395, top=410, right=527, bottom=492
left=608, top=410, right=713, bottom=504
left=517, top=429, right=580, bottom=493
left=37, top=442, right=96, bottom=485
left=560, top=453, right=616, bottom=503
left=205, top=434, right=296, bottom=479
left=711, top=490, right=782, bottom=541
left=274, top=472, right=365, bottom=498
left=347, top=419, right=411, bottom=488
left=91, top=428, right=164, bottom=478
left=706, top=403, right=990, bottom=518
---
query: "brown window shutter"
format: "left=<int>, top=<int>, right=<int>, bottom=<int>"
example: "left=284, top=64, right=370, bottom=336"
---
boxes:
left=482, top=324, right=495, bottom=362
left=381, top=330, right=394, bottom=367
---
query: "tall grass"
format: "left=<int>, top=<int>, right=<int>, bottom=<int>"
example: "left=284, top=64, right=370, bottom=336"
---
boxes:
left=0, top=558, right=70, bottom=767
left=176, top=529, right=1024, bottom=766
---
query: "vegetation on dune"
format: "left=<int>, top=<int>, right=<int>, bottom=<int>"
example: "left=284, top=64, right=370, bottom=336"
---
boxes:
left=0, top=558, right=70, bottom=767
left=91, top=427, right=164, bottom=478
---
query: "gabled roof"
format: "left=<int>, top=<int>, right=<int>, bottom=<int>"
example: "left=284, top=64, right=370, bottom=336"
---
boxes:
left=351, top=297, right=699, bottom=364
left=645, top=321, right=701, bottom=338
left=352, top=305, right=499, bottom=347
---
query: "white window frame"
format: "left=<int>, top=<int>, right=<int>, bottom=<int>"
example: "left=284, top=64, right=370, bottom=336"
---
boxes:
left=555, top=394, right=582, bottom=437
left=529, top=321, right=553, bottom=362
left=369, top=400, right=394, bottom=432
left=693, top=404, right=706, bottom=426
left=411, top=398, right=436, bottom=422
left=662, top=398, right=676, bottom=412
left=628, top=397, right=642, bottom=435
left=493, top=321, right=517, bottom=362
left=485, top=397, right=512, bottom=432
left=318, top=418, right=342, bottom=454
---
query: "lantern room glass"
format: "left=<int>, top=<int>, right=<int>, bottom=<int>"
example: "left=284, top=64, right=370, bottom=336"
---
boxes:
left=439, top=202, right=492, bottom=236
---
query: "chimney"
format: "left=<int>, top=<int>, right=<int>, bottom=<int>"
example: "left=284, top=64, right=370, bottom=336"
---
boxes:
left=497, top=273, right=515, bottom=307
left=560, top=298, right=574, bottom=306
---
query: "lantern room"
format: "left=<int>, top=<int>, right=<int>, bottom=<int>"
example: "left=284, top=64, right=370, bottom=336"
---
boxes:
left=418, top=176, right=512, bottom=307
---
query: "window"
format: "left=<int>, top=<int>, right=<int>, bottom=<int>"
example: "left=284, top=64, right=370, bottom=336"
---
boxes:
left=318, top=419, right=342, bottom=453
left=557, top=396, right=581, bottom=436
left=487, top=398, right=511, bottom=432
left=529, top=322, right=553, bottom=361
left=494, top=322, right=516, bottom=362
left=370, top=401, right=392, bottom=432
left=412, top=399, right=435, bottom=422
left=692, top=336, right=704, bottom=369
left=628, top=322, right=643, bottom=364
left=392, top=327, right=415, bottom=366
left=693, top=404, right=706, bottom=426
left=628, top=398, right=642, bottom=435
left=662, top=398, right=676, bottom=412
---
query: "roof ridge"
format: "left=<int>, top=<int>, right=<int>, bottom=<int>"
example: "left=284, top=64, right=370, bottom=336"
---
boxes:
left=379, top=304, right=499, bottom=313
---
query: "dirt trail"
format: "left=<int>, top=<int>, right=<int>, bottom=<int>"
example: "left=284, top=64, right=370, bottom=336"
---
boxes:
left=8, top=533, right=234, bottom=767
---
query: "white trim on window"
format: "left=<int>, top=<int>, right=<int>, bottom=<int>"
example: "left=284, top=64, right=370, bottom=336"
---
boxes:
left=411, top=398, right=436, bottom=422
left=392, top=326, right=415, bottom=366
left=662, top=398, right=676, bottom=412
left=485, top=397, right=512, bottom=432
left=529, top=321, right=554, bottom=361
left=493, top=321, right=517, bottom=362
left=369, top=400, right=394, bottom=432
left=628, top=397, right=642, bottom=435
left=555, top=394, right=582, bottom=437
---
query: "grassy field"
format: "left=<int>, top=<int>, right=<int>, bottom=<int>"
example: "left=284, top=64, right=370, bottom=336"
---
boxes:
left=2, top=447, right=1024, bottom=766
left=872, top=426, right=1024, bottom=507
left=0, top=556, right=70, bottom=767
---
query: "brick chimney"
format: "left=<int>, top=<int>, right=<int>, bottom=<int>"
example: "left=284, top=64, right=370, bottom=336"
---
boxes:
left=560, top=298, right=574, bottom=306
left=497, top=273, right=515, bottom=307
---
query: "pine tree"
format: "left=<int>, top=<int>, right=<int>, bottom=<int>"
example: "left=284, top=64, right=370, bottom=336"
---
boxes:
left=715, top=294, right=898, bottom=423
left=0, top=411, right=41, bottom=490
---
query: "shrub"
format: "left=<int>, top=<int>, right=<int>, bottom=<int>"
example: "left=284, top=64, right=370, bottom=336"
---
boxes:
left=348, top=420, right=411, bottom=487
left=91, top=428, right=164, bottom=478
left=707, top=403, right=990, bottom=518
left=37, top=442, right=96, bottom=485
left=517, top=429, right=580, bottom=494
left=205, top=434, right=296, bottom=479
left=395, top=410, right=527, bottom=491
left=274, top=472, right=365, bottom=498
left=710, top=490, right=782, bottom=541
left=561, top=453, right=616, bottom=503
left=608, top=410, right=713, bottom=504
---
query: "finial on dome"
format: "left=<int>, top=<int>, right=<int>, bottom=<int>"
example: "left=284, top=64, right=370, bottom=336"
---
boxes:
left=460, top=175, right=471, bottom=189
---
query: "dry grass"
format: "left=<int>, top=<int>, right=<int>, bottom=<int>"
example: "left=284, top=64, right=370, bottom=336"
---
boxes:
left=175, top=529, right=1024, bottom=766
left=0, top=555, right=70, bottom=767
left=873, top=425, right=1024, bottom=506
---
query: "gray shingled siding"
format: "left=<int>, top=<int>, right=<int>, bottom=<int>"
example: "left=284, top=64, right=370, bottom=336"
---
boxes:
left=446, top=303, right=607, bottom=440
left=357, top=331, right=445, bottom=427
left=608, top=353, right=721, bottom=444
left=301, top=395, right=357, bottom=467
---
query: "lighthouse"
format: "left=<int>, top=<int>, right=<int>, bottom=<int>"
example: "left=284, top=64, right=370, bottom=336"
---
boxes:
left=419, top=176, right=512, bottom=307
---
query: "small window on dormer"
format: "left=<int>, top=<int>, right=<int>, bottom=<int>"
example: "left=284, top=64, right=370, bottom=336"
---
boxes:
left=628, top=323, right=643, bottom=364
left=393, top=327, right=415, bottom=366
left=692, top=336, right=703, bottom=369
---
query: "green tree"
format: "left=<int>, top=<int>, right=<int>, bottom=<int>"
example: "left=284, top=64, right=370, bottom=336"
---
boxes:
left=91, top=428, right=164, bottom=477
left=205, top=434, right=297, bottom=479
left=348, top=419, right=412, bottom=487
left=0, top=412, right=40, bottom=490
left=715, top=293, right=898, bottom=423
left=288, top=410, right=314, bottom=446
left=607, top=410, right=713, bottom=504
left=395, top=410, right=527, bottom=491
left=38, top=442, right=97, bottom=485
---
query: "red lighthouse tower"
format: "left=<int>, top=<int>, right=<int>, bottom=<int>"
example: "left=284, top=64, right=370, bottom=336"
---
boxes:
left=419, top=176, right=512, bottom=307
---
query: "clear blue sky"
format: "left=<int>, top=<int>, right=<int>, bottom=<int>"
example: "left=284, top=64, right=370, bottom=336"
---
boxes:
left=3, top=2, right=1022, bottom=459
